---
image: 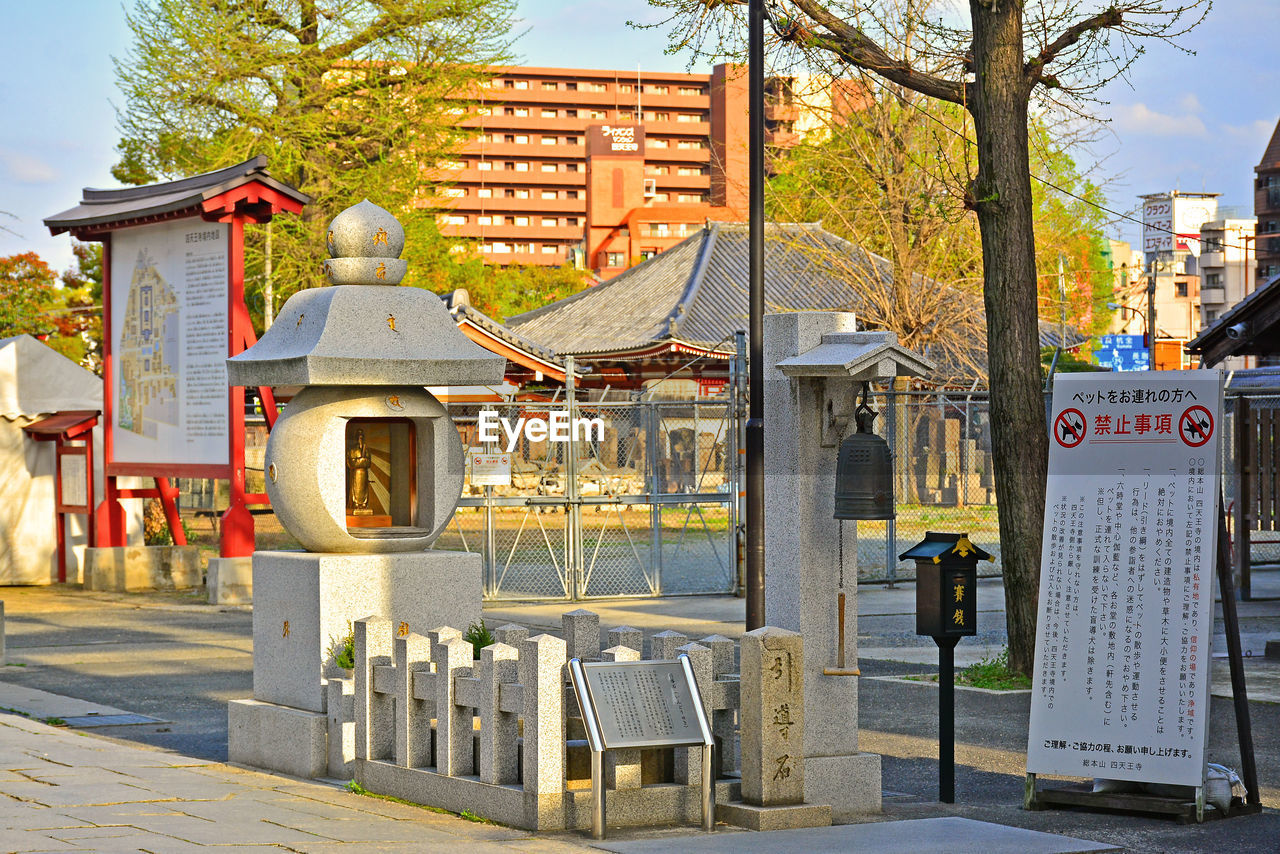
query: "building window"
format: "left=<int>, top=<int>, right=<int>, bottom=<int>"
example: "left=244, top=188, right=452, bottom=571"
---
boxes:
left=646, top=165, right=669, bottom=175
left=678, top=86, right=701, bottom=96
left=567, top=189, right=581, bottom=199
left=541, top=190, right=558, bottom=200
left=649, top=139, right=669, bottom=149
left=1205, top=272, right=1222, bottom=286
left=476, top=133, right=492, bottom=143
left=1206, top=310, right=1218, bottom=322
left=542, top=217, right=558, bottom=227
left=477, top=188, right=493, bottom=198
left=477, top=215, right=493, bottom=225
left=541, top=244, right=559, bottom=254
left=588, top=109, right=608, bottom=119
left=1202, top=236, right=1222, bottom=251
left=512, top=188, right=527, bottom=199
left=566, top=82, right=577, bottom=91
left=514, top=80, right=528, bottom=90
left=514, top=107, right=528, bottom=117
left=541, top=136, right=557, bottom=144
left=677, top=193, right=701, bottom=203
left=1176, top=281, right=1188, bottom=297
left=541, top=81, right=557, bottom=91
left=677, top=166, right=702, bottom=176
left=565, top=109, right=578, bottom=118
left=584, top=82, right=607, bottom=92
left=492, top=242, right=510, bottom=253
left=676, top=113, right=700, bottom=123
left=647, top=85, right=669, bottom=95
left=477, top=161, right=492, bottom=171
left=541, top=108, right=558, bottom=118
left=481, top=244, right=493, bottom=253
left=566, top=163, right=578, bottom=172
left=441, top=187, right=465, bottom=198
left=605, top=252, right=625, bottom=267
left=514, top=134, right=529, bottom=144
left=640, top=248, right=659, bottom=260
left=513, top=242, right=533, bottom=253
left=618, top=110, right=634, bottom=120
left=541, top=163, right=558, bottom=172
left=676, top=139, right=704, bottom=150
left=648, top=111, right=669, bottom=121
left=514, top=162, right=529, bottom=172
left=445, top=215, right=466, bottom=225
left=652, top=192, right=669, bottom=202
left=566, top=217, right=579, bottom=226
left=619, top=84, right=634, bottom=93
left=514, top=216, right=530, bottom=226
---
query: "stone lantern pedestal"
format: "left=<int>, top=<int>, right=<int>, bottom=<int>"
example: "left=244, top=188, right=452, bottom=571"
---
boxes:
left=223, top=201, right=505, bottom=777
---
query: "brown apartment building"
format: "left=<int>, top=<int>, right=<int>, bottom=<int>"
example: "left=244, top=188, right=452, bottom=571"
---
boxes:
left=1256, top=118, right=1280, bottom=284
left=438, top=64, right=836, bottom=278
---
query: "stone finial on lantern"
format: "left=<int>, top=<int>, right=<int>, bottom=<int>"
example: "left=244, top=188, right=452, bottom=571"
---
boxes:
left=227, top=200, right=505, bottom=553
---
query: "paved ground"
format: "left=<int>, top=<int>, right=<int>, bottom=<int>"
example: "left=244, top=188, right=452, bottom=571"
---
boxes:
left=0, top=579, right=1277, bottom=852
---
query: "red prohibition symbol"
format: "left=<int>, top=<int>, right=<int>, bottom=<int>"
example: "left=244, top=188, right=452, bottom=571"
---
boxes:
left=1179, top=405, right=1214, bottom=447
left=1054, top=408, right=1086, bottom=448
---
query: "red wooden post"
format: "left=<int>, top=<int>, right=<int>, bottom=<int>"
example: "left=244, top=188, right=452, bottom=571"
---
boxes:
left=54, top=436, right=66, bottom=583
left=154, top=477, right=186, bottom=547
left=221, top=215, right=255, bottom=557
left=96, top=235, right=126, bottom=547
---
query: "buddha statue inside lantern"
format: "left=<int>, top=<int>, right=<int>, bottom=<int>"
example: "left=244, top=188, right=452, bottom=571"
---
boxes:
left=344, top=419, right=416, bottom=530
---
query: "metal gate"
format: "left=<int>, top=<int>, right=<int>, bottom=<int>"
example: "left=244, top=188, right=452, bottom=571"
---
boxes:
left=437, top=393, right=742, bottom=601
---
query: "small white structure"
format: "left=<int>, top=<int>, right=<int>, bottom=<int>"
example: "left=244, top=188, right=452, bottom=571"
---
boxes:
left=0, top=335, right=102, bottom=584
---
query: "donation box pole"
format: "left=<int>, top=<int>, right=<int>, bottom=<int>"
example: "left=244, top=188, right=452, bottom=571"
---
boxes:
left=902, top=532, right=990, bottom=803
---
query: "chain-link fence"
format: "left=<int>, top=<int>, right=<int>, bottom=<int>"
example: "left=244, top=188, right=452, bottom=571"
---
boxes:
left=439, top=396, right=740, bottom=601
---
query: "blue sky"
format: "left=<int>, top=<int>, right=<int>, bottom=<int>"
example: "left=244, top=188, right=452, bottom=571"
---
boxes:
left=1, top=1, right=1275, bottom=274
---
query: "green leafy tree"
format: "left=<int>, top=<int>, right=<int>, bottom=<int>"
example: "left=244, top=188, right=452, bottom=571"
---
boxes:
left=0, top=253, right=58, bottom=338
left=644, top=0, right=1208, bottom=675
left=58, top=241, right=105, bottom=374
left=0, top=252, right=97, bottom=367
left=114, top=0, right=517, bottom=329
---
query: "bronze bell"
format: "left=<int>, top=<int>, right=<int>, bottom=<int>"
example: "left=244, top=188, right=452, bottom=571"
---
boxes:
left=834, top=386, right=895, bottom=520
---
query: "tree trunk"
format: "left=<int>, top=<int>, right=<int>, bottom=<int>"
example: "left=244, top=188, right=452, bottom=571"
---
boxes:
left=968, top=0, right=1048, bottom=676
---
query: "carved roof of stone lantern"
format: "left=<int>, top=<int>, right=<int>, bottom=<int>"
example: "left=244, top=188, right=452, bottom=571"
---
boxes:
left=227, top=200, right=505, bottom=388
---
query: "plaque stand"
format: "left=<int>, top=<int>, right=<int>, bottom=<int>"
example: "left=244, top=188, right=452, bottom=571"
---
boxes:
left=1026, top=497, right=1262, bottom=823
left=568, top=655, right=715, bottom=840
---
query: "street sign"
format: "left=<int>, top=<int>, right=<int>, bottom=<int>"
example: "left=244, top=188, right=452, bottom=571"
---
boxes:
left=1094, top=334, right=1150, bottom=372
left=469, top=450, right=511, bottom=486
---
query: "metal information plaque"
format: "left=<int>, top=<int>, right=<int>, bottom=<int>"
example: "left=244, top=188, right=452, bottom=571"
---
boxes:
left=569, top=655, right=714, bottom=838
left=580, top=660, right=704, bottom=749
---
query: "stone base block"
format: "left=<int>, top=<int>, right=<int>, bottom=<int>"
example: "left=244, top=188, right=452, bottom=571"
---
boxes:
left=358, top=759, right=740, bottom=830
left=717, top=800, right=832, bottom=831
left=228, top=698, right=327, bottom=779
left=252, top=550, right=481, bottom=713
left=805, top=752, right=881, bottom=821
left=207, top=556, right=254, bottom=605
left=85, top=546, right=201, bottom=592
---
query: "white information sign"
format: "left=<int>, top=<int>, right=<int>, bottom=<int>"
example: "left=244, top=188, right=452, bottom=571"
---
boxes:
left=109, top=220, right=230, bottom=468
left=470, top=450, right=511, bottom=486
left=1028, top=370, right=1222, bottom=787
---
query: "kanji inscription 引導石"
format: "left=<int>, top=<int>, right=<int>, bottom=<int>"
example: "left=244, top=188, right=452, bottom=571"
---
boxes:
left=1027, top=370, right=1222, bottom=787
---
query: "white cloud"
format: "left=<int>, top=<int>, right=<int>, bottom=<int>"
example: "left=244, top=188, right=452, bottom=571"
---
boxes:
left=0, top=149, right=58, bottom=185
left=1176, top=92, right=1202, bottom=114
left=1109, top=102, right=1207, bottom=138
left=1222, top=118, right=1276, bottom=144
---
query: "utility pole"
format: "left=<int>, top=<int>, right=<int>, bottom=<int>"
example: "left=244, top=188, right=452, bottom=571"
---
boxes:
left=745, top=0, right=765, bottom=630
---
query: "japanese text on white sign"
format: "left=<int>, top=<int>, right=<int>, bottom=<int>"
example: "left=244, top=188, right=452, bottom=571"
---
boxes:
left=1027, top=371, right=1222, bottom=787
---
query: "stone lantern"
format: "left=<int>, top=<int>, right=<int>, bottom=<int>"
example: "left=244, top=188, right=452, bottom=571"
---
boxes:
left=225, top=200, right=504, bottom=778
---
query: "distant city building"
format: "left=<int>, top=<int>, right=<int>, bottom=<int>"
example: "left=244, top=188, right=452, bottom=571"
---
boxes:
left=1138, top=191, right=1220, bottom=368
left=1254, top=118, right=1280, bottom=283
left=1196, top=217, right=1256, bottom=370
left=436, top=64, right=854, bottom=278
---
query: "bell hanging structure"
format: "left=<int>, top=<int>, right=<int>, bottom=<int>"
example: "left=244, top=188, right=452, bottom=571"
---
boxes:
left=834, top=383, right=895, bottom=520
